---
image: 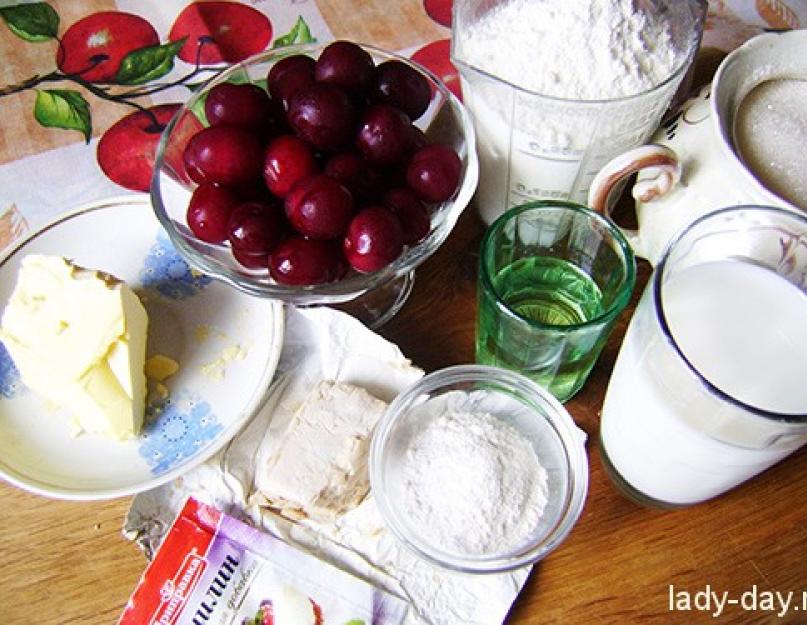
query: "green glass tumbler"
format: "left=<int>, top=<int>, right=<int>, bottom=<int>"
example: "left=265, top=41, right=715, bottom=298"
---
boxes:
left=476, top=200, right=635, bottom=402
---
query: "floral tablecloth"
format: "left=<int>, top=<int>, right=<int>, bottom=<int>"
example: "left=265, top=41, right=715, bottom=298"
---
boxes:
left=0, top=0, right=803, bottom=252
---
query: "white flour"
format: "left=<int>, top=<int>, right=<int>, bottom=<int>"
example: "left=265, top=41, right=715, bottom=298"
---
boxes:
left=401, top=410, right=549, bottom=556
left=457, top=0, right=683, bottom=100
left=454, top=0, right=697, bottom=223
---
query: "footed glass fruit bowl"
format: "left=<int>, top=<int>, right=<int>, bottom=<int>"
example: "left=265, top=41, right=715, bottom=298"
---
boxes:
left=151, top=42, right=478, bottom=327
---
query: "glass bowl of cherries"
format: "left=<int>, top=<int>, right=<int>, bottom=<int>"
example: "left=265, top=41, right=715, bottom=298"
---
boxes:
left=151, top=40, right=478, bottom=327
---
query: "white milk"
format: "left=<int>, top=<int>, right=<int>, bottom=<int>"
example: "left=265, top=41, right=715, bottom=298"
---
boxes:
left=601, top=260, right=807, bottom=505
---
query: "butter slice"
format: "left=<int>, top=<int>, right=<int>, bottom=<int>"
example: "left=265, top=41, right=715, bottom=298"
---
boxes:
left=257, top=380, right=387, bottom=521
left=0, top=255, right=148, bottom=440
left=145, top=354, right=178, bottom=381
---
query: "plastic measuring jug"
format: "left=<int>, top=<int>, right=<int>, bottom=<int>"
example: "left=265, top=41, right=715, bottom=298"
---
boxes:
left=451, top=0, right=706, bottom=225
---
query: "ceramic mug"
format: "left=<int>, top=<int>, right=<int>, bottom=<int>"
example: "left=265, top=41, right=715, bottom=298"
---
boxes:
left=588, top=30, right=807, bottom=264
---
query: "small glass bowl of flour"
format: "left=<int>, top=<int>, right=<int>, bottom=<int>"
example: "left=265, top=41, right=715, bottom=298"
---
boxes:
left=369, top=365, right=588, bottom=573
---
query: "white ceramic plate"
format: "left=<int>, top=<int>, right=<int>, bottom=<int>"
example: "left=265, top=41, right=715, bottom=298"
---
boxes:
left=0, top=197, right=284, bottom=500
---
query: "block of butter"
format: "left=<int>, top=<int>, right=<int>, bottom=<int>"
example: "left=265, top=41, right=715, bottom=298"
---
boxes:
left=256, top=380, right=387, bottom=521
left=0, top=254, right=148, bottom=440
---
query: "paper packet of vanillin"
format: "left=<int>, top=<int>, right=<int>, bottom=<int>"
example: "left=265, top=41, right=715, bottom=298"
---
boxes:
left=118, top=497, right=409, bottom=625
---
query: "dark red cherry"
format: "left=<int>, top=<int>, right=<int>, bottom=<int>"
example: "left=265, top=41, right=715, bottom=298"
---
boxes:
left=288, top=83, right=356, bottom=151
left=233, top=179, right=276, bottom=203
left=232, top=248, right=269, bottom=269
left=204, top=82, right=273, bottom=132
left=267, top=54, right=316, bottom=112
left=324, top=152, right=362, bottom=185
left=314, top=40, right=374, bottom=94
left=227, top=201, right=284, bottom=255
left=183, top=126, right=263, bottom=186
left=356, top=104, right=412, bottom=166
left=383, top=187, right=430, bottom=244
left=370, top=60, right=431, bottom=121
left=269, top=237, right=347, bottom=285
left=407, top=124, right=428, bottom=152
left=324, top=152, right=385, bottom=203
left=263, top=134, right=318, bottom=198
left=186, top=183, right=241, bottom=243
left=284, top=174, right=354, bottom=240
left=343, top=206, right=404, bottom=273
left=406, top=143, right=461, bottom=202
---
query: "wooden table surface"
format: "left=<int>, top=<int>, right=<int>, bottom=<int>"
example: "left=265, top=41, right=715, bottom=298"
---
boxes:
left=2, top=200, right=807, bottom=624
left=2, top=5, right=807, bottom=619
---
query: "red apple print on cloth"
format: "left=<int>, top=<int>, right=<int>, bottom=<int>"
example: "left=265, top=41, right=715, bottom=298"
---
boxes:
left=169, top=1, right=273, bottom=65
left=56, top=11, right=159, bottom=83
left=163, top=110, right=207, bottom=185
left=424, top=0, right=453, bottom=27
left=410, top=39, right=461, bottom=100
left=97, top=104, right=202, bottom=192
left=312, top=599, right=323, bottom=625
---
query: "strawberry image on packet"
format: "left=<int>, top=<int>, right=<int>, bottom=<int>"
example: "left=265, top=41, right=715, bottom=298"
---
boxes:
left=118, top=497, right=408, bottom=625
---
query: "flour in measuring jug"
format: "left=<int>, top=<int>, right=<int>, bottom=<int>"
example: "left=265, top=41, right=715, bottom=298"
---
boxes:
left=456, top=0, right=684, bottom=100
left=454, top=0, right=695, bottom=223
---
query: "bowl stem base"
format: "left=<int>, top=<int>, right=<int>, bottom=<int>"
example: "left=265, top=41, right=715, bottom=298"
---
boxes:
left=298, top=270, right=415, bottom=330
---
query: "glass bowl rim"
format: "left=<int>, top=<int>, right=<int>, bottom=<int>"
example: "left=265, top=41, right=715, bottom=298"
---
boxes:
left=369, top=364, right=589, bottom=573
left=150, top=42, right=479, bottom=304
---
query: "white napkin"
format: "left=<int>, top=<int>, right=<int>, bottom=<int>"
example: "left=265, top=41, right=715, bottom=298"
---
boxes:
left=124, top=306, right=531, bottom=625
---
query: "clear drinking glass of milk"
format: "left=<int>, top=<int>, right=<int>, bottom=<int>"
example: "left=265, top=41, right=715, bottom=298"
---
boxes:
left=451, top=0, right=706, bottom=224
left=600, top=205, right=807, bottom=507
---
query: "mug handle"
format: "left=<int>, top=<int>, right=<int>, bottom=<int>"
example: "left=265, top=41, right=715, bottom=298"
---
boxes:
left=587, top=144, right=682, bottom=254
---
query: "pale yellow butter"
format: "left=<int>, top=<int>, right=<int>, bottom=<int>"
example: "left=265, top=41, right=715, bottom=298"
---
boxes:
left=201, top=343, right=247, bottom=381
left=0, top=255, right=148, bottom=439
left=145, top=354, right=178, bottom=381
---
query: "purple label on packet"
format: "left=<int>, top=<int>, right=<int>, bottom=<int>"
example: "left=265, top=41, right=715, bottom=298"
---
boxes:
left=118, top=498, right=409, bottom=625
